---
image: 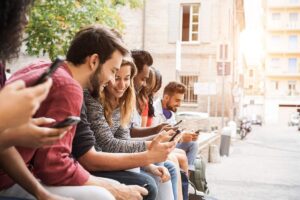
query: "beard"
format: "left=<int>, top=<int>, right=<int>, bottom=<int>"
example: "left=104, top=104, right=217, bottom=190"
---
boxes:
left=166, top=102, right=177, bottom=112
left=89, top=64, right=102, bottom=98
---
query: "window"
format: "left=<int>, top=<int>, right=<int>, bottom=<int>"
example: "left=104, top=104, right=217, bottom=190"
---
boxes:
left=272, top=13, right=281, bottom=21
left=288, top=58, right=297, bottom=73
left=289, top=35, right=297, bottom=50
left=271, top=35, right=281, bottom=46
left=289, top=0, right=299, bottom=4
left=288, top=81, right=296, bottom=90
left=249, top=69, right=253, bottom=77
left=180, top=75, right=198, bottom=103
left=289, top=13, right=298, bottom=22
left=288, top=81, right=296, bottom=95
left=270, top=58, right=280, bottom=68
left=272, top=81, right=279, bottom=90
left=181, top=4, right=200, bottom=42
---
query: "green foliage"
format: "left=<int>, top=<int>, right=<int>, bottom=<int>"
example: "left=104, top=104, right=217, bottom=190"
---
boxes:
left=25, top=0, right=142, bottom=60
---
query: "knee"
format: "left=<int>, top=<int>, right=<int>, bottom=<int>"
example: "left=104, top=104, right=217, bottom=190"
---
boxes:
left=145, top=181, right=158, bottom=200
left=164, top=161, right=178, bottom=179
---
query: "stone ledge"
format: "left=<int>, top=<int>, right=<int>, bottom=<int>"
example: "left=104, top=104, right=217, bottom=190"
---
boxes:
left=197, top=132, right=221, bottom=162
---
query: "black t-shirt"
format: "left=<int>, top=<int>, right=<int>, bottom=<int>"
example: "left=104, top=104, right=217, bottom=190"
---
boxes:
left=72, top=100, right=96, bottom=159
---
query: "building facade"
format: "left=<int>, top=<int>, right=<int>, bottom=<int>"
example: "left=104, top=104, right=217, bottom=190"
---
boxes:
left=120, top=0, right=245, bottom=121
left=263, top=0, right=300, bottom=125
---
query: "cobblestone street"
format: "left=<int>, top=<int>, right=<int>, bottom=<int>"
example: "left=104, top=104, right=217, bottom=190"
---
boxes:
left=206, top=124, right=300, bottom=200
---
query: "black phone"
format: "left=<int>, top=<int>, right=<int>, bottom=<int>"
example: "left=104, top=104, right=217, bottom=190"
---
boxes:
left=51, top=116, right=81, bottom=128
left=173, top=120, right=183, bottom=127
left=169, top=129, right=181, bottom=142
left=32, top=57, right=64, bottom=86
left=195, top=129, right=202, bottom=134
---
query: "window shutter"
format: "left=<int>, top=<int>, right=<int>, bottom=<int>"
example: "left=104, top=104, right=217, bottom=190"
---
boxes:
left=199, top=0, right=212, bottom=43
left=168, top=0, right=180, bottom=43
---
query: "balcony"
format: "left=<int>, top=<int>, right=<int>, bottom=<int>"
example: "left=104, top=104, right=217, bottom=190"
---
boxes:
left=266, top=70, right=300, bottom=77
left=266, top=46, right=300, bottom=54
left=267, top=22, right=300, bottom=31
left=267, top=0, right=300, bottom=9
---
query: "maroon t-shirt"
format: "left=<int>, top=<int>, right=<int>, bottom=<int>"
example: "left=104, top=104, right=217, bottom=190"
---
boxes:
left=0, top=60, right=89, bottom=189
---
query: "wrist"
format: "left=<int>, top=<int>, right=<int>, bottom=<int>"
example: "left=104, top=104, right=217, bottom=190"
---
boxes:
left=0, top=129, right=16, bottom=150
left=33, top=184, right=49, bottom=200
left=143, top=151, right=155, bottom=166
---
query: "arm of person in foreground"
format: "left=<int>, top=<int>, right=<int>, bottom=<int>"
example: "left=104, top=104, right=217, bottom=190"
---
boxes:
left=0, top=117, right=70, bottom=151
left=78, top=133, right=176, bottom=172
left=0, top=79, right=52, bottom=132
left=0, top=147, right=72, bottom=200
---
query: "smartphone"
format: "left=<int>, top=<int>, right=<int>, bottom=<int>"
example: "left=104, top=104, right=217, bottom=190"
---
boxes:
left=195, top=129, right=202, bottom=134
left=51, top=116, right=81, bottom=128
left=173, top=120, right=183, bottom=127
left=32, top=57, right=64, bottom=86
left=169, top=129, right=181, bottom=142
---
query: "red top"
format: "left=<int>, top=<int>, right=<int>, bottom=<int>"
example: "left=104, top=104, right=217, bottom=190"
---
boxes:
left=0, top=61, right=89, bottom=189
left=140, top=100, right=153, bottom=127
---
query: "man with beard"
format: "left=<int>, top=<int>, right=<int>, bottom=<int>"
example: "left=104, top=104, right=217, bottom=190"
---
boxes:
left=0, top=25, right=148, bottom=200
left=152, top=82, right=199, bottom=171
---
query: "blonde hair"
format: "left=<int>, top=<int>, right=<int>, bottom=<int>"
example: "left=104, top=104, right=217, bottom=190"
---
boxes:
left=100, top=58, right=137, bottom=127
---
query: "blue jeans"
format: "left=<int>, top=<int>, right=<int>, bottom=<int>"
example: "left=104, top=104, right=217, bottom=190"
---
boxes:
left=91, top=170, right=157, bottom=200
left=176, top=141, right=198, bottom=169
left=163, top=161, right=178, bottom=200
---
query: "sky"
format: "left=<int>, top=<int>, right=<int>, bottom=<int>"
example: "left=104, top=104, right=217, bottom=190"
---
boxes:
left=240, top=0, right=264, bottom=66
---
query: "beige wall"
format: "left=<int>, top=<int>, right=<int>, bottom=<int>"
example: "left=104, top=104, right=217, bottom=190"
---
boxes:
left=119, top=0, right=245, bottom=119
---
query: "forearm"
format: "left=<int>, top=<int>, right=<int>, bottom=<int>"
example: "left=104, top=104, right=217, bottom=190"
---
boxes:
left=0, top=129, right=17, bottom=150
left=131, top=135, right=156, bottom=142
left=130, top=126, right=158, bottom=137
left=0, top=147, right=48, bottom=198
left=79, top=150, right=154, bottom=172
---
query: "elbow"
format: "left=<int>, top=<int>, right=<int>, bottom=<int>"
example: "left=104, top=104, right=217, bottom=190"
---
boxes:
left=78, top=153, right=111, bottom=172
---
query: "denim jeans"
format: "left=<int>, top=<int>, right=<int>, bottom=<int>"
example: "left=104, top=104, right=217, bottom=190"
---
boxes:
left=176, top=141, right=199, bottom=170
left=163, top=161, right=178, bottom=200
left=92, top=170, right=157, bottom=200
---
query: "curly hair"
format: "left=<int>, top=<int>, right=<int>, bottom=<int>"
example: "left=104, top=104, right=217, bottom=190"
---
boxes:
left=0, top=0, right=32, bottom=61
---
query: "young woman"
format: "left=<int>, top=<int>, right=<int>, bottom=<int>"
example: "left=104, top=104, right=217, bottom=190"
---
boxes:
left=84, top=59, right=175, bottom=200
left=140, top=67, right=162, bottom=128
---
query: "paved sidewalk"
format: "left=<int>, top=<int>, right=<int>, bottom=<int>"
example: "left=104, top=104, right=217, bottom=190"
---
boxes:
left=206, top=125, right=300, bottom=200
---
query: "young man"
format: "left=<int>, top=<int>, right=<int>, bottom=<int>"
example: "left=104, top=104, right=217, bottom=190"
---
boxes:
left=0, top=25, right=147, bottom=200
left=152, top=82, right=199, bottom=170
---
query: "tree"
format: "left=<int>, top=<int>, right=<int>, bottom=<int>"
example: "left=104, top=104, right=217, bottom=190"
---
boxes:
left=25, top=0, right=141, bottom=60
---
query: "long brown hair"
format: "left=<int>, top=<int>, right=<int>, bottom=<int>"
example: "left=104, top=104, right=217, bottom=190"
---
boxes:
left=100, top=59, right=137, bottom=127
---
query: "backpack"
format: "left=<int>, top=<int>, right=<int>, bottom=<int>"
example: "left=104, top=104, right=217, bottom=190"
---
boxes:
left=189, top=156, right=209, bottom=194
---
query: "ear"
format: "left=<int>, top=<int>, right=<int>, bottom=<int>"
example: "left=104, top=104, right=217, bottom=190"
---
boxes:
left=88, top=54, right=100, bottom=71
left=163, top=94, right=170, bottom=102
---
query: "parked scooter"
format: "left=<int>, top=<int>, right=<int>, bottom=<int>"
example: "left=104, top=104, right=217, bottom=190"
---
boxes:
left=237, top=118, right=252, bottom=140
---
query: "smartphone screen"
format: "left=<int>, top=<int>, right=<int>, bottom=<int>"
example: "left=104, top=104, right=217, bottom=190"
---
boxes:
left=51, top=116, right=81, bottom=128
left=31, top=57, right=64, bottom=86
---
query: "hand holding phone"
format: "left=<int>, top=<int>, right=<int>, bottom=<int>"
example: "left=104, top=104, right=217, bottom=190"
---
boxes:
left=32, top=57, right=64, bottom=86
left=169, top=129, right=181, bottom=142
left=51, top=116, right=81, bottom=128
